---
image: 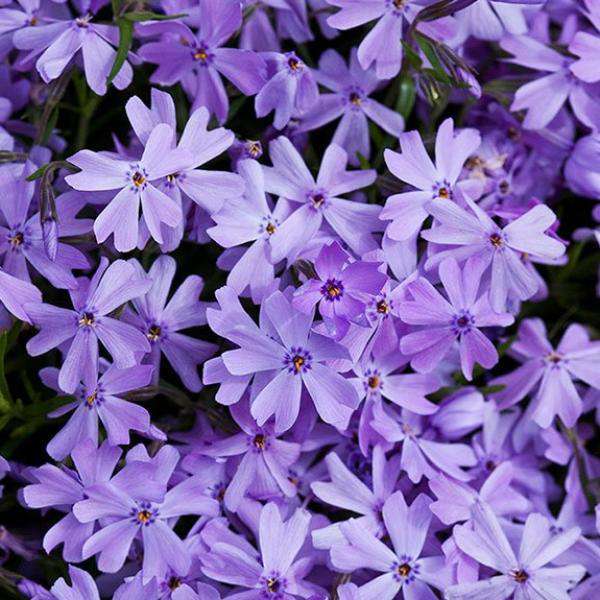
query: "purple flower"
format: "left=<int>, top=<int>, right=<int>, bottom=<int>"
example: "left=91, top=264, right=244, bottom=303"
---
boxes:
left=325, top=0, right=455, bottom=79
left=380, top=118, right=482, bottom=242
left=0, top=264, right=41, bottom=324
left=255, top=50, right=319, bottom=129
left=398, top=257, right=514, bottom=380
left=138, top=0, right=266, bottom=123
left=293, top=241, right=387, bottom=339
left=0, top=165, right=91, bottom=290
left=13, top=8, right=132, bottom=95
left=40, top=363, right=154, bottom=461
left=311, top=446, right=401, bottom=549
left=202, top=502, right=322, bottom=598
left=500, top=34, right=600, bottom=130
left=447, top=502, right=585, bottom=599
left=125, top=88, right=244, bottom=216
left=65, top=122, right=194, bottom=251
left=297, top=48, right=404, bottom=165
left=208, top=159, right=288, bottom=303
left=48, top=566, right=99, bottom=600
left=371, top=407, right=477, bottom=482
left=262, top=137, right=379, bottom=261
left=330, top=490, right=450, bottom=598
left=22, top=440, right=121, bottom=562
left=349, top=350, right=440, bottom=414
left=124, top=255, right=217, bottom=392
left=200, top=398, right=301, bottom=511
left=218, top=289, right=360, bottom=431
left=421, top=194, right=566, bottom=312
left=491, top=318, right=600, bottom=428
left=73, top=446, right=219, bottom=581
left=25, top=258, right=152, bottom=393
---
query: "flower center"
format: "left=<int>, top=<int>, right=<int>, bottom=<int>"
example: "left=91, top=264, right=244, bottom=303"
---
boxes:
left=489, top=233, right=504, bottom=248
left=546, top=351, right=562, bottom=364
left=75, top=14, right=91, bottom=28
left=452, top=310, right=474, bottom=334
left=287, top=54, right=303, bottom=72
left=132, top=171, right=146, bottom=187
left=8, top=231, right=24, bottom=248
left=397, top=563, right=411, bottom=577
left=349, top=92, right=362, bottom=106
left=321, top=278, right=344, bottom=301
left=309, top=190, right=327, bottom=209
left=86, top=390, right=97, bottom=407
left=253, top=433, right=267, bottom=450
left=284, top=347, right=312, bottom=375
left=266, top=577, right=280, bottom=593
left=168, top=577, right=181, bottom=590
left=368, top=375, right=380, bottom=389
left=376, top=300, right=389, bottom=314
left=437, top=187, right=450, bottom=199
left=246, top=140, right=262, bottom=158
left=193, top=46, right=210, bottom=63
left=78, top=312, right=95, bottom=327
left=137, top=509, right=152, bottom=524
left=498, top=180, right=510, bottom=195
left=511, top=569, right=528, bottom=583
left=147, top=324, right=161, bottom=341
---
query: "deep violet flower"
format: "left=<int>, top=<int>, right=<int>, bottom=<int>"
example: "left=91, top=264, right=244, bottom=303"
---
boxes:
left=491, top=318, right=600, bottom=428
left=262, top=137, right=379, bottom=261
left=39, top=363, right=154, bottom=461
left=297, top=48, right=404, bottom=164
left=219, top=289, right=360, bottom=431
left=137, top=0, right=266, bottom=123
left=73, top=446, right=219, bottom=581
left=124, top=255, right=218, bottom=392
left=201, top=502, right=323, bottom=598
left=330, top=490, right=450, bottom=599
left=255, top=50, right=319, bottom=129
left=12, top=7, right=133, bottom=95
left=421, top=194, right=566, bottom=312
left=65, top=123, right=193, bottom=251
left=293, top=241, right=387, bottom=339
left=380, top=118, right=482, bottom=242
left=398, top=257, right=514, bottom=380
left=25, top=258, right=152, bottom=393
left=447, top=502, right=585, bottom=599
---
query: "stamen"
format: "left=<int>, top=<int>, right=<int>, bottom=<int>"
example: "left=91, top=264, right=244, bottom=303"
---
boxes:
left=147, top=325, right=161, bottom=341
left=136, top=509, right=152, bottom=524
left=511, top=569, right=528, bottom=583
left=78, top=312, right=95, bottom=327
left=265, top=222, right=276, bottom=235
left=397, top=563, right=411, bottom=577
left=253, top=434, right=267, bottom=450
left=86, top=390, right=97, bottom=407
left=368, top=375, right=380, bottom=389
left=132, top=171, right=146, bottom=187
left=489, top=233, right=503, bottom=248
left=293, top=356, right=305, bottom=372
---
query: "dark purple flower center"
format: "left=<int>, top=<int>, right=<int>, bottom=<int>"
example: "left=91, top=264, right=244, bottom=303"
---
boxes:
left=321, top=278, right=344, bottom=301
left=284, top=347, right=313, bottom=374
left=147, top=324, right=162, bottom=342
left=452, top=310, right=474, bottom=334
left=489, top=232, right=504, bottom=248
left=286, top=53, right=303, bottom=72
left=75, top=15, right=91, bottom=28
left=377, top=299, right=390, bottom=314
left=8, top=230, right=24, bottom=249
left=167, top=577, right=182, bottom=590
left=546, top=351, right=562, bottom=365
left=308, top=190, right=328, bottom=209
left=433, top=180, right=453, bottom=200
left=78, top=312, right=95, bottom=327
left=84, top=388, right=102, bottom=409
left=253, top=433, right=267, bottom=450
left=511, top=569, right=528, bottom=583
left=498, top=179, right=510, bottom=195
left=260, top=572, right=286, bottom=597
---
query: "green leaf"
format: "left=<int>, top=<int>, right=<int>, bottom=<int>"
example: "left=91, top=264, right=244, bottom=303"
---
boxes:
left=107, top=18, right=134, bottom=86
left=396, top=76, right=416, bottom=119
left=0, top=332, right=12, bottom=412
left=123, top=11, right=187, bottom=22
left=415, top=34, right=452, bottom=85
left=26, top=163, right=50, bottom=181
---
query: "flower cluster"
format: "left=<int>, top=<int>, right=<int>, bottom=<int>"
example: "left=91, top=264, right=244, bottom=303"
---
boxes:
left=0, top=0, right=599, bottom=599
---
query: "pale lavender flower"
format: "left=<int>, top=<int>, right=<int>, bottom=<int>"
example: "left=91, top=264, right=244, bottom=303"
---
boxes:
left=124, top=255, right=217, bottom=392
left=65, top=123, right=193, bottom=251
left=491, top=318, right=600, bottom=428
left=255, top=50, right=319, bottom=129
left=330, top=490, right=450, bottom=599
left=398, top=257, right=514, bottom=380
left=262, top=137, right=378, bottom=261
left=380, top=118, right=482, bottom=242
left=25, top=258, right=151, bottom=393
left=447, top=502, right=585, bottom=599
left=421, top=195, right=565, bottom=312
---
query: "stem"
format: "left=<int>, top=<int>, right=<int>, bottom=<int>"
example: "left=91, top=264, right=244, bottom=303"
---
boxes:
left=75, top=94, right=102, bottom=150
